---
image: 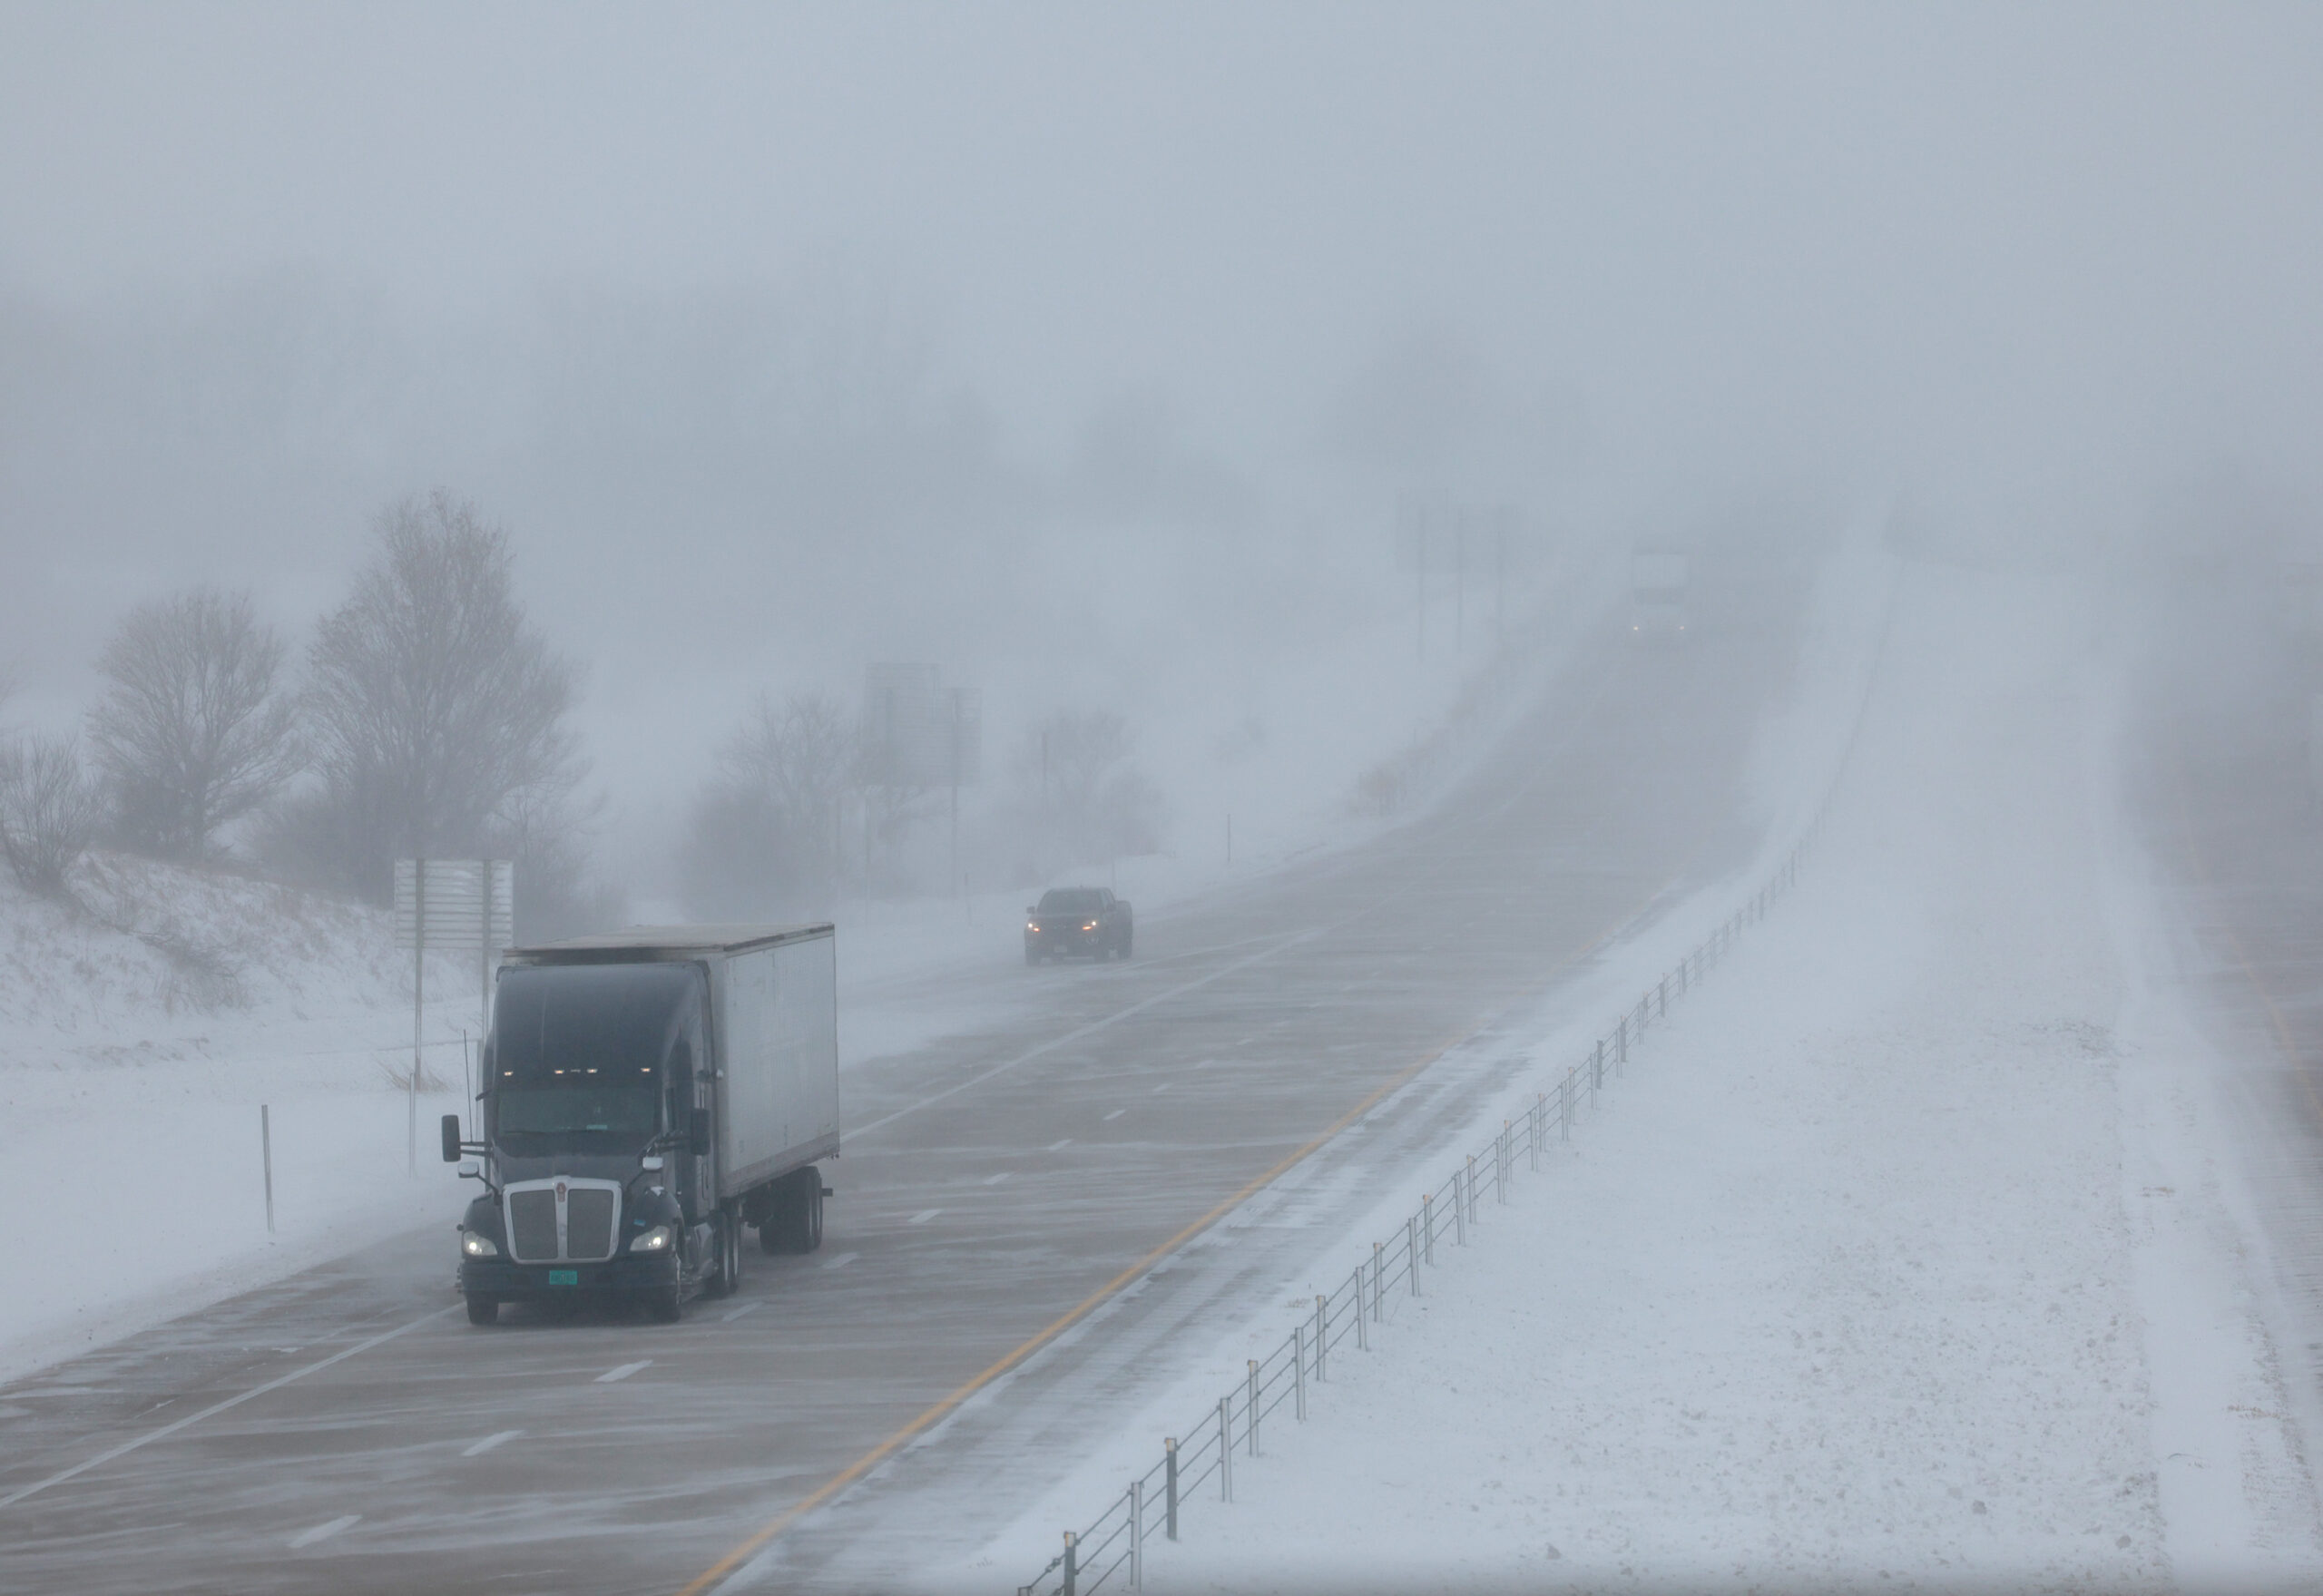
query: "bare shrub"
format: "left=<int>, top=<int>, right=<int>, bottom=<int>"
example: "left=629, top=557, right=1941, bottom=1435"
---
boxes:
left=0, top=733, right=103, bottom=898
left=88, top=586, right=300, bottom=860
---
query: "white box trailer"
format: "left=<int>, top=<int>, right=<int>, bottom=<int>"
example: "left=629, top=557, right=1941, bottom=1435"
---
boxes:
left=446, top=923, right=838, bottom=1323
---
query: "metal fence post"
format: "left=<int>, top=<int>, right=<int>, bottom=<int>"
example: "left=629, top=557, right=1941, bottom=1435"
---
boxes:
left=1497, top=1123, right=1508, bottom=1203
left=1657, top=975, right=1668, bottom=1017
left=1219, top=1398, right=1232, bottom=1501
left=260, top=1104, right=276, bottom=1235
left=1294, top=1327, right=1307, bottom=1420
left=1315, top=1295, right=1328, bottom=1379
left=1372, top=1242, right=1385, bottom=1319
left=1129, top=1482, right=1143, bottom=1590
left=1593, top=1038, right=1604, bottom=1097
left=1529, top=1096, right=1543, bottom=1170
left=1616, top=1016, right=1628, bottom=1069
left=1452, top=1174, right=1466, bottom=1245
left=1561, top=1071, right=1573, bottom=1141
left=1247, top=1360, right=1260, bottom=1454
left=1356, top=1267, right=1369, bottom=1348
left=1165, top=1437, right=1180, bottom=1539
left=1062, top=1532, right=1077, bottom=1596
left=1680, top=956, right=1688, bottom=995
left=1419, top=1201, right=1433, bottom=1270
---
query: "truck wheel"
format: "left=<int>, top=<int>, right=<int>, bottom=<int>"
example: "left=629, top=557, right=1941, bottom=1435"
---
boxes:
left=465, top=1295, right=498, bottom=1327
left=760, top=1168, right=824, bottom=1255
left=706, top=1210, right=741, bottom=1297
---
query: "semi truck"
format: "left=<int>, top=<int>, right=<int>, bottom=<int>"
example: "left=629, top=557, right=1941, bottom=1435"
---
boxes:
left=443, top=924, right=838, bottom=1325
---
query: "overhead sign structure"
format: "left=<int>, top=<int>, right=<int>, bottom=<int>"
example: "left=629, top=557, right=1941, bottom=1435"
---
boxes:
left=394, top=858, right=515, bottom=1170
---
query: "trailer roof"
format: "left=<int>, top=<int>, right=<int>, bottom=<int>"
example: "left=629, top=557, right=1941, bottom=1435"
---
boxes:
left=505, top=924, right=832, bottom=964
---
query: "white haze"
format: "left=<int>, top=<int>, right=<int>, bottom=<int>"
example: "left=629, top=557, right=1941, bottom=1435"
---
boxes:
left=3, top=4, right=2320, bottom=896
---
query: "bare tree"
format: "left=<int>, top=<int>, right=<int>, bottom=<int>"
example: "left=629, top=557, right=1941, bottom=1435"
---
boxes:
left=1015, top=708, right=1165, bottom=868
left=87, top=587, right=300, bottom=860
left=681, top=690, right=854, bottom=915
left=274, top=490, right=583, bottom=900
left=0, top=733, right=103, bottom=897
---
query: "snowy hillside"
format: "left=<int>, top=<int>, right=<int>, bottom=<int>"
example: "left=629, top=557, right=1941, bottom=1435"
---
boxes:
left=0, top=855, right=485, bottom=1383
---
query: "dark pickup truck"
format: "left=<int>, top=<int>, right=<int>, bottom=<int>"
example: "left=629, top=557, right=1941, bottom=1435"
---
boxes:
left=1024, top=886, right=1133, bottom=964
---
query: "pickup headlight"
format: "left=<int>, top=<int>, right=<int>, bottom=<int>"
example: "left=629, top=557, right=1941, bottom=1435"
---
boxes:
left=631, top=1224, right=674, bottom=1254
left=1082, top=921, right=1098, bottom=931
left=460, top=1230, right=498, bottom=1258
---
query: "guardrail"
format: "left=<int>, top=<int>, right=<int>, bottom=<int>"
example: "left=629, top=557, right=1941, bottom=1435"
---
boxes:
left=1013, top=826, right=1823, bottom=1596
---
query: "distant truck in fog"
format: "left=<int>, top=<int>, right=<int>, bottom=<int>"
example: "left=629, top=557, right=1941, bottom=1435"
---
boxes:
left=1631, top=548, right=1691, bottom=641
left=444, top=924, right=838, bottom=1326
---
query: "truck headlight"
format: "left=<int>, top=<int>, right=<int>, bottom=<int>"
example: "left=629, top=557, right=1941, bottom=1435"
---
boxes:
left=631, top=1224, right=673, bottom=1254
left=460, top=1230, right=498, bottom=1258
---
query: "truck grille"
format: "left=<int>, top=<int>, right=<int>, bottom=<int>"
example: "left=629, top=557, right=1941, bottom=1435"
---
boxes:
left=565, top=1188, right=617, bottom=1261
left=508, top=1190, right=559, bottom=1261
left=504, top=1180, right=623, bottom=1264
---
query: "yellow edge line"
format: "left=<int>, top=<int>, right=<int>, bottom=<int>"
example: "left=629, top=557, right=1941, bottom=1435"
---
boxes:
left=676, top=902, right=1649, bottom=1596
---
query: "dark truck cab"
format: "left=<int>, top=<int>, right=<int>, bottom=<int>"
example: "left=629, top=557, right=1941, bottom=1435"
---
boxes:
left=445, top=925, right=838, bottom=1325
left=1024, top=886, right=1133, bottom=964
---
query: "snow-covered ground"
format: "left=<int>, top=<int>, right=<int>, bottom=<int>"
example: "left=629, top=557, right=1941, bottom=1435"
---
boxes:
left=969, top=555, right=2323, bottom=1592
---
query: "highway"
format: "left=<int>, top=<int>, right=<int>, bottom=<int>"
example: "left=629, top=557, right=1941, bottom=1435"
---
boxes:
left=0, top=535, right=1816, bottom=1595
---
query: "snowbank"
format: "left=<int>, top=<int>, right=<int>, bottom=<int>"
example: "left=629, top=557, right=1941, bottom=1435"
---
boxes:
left=966, top=556, right=2323, bottom=1592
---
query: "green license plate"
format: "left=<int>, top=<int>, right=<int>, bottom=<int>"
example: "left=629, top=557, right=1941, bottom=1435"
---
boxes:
left=547, top=1269, right=579, bottom=1286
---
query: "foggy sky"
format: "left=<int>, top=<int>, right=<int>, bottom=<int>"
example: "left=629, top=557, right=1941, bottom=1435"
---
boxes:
left=4, top=4, right=2319, bottom=886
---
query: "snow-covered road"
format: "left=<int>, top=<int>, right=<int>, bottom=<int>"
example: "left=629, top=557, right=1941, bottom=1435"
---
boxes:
left=985, top=558, right=2323, bottom=1593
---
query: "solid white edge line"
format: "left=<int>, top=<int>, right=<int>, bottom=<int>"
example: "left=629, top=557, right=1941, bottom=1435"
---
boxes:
left=0, top=1306, right=458, bottom=1513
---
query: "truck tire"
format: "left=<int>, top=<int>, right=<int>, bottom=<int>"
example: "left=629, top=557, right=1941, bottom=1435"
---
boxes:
left=465, top=1295, right=498, bottom=1327
left=760, top=1168, right=825, bottom=1255
left=705, top=1210, right=741, bottom=1297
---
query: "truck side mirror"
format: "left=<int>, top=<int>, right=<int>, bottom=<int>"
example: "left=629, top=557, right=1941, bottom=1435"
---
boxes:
left=440, top=1114, right=463, bottom=1164
left=690, top=1108, right=712, bottom=1157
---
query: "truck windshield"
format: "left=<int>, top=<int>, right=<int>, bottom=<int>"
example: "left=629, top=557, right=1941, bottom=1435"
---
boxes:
left=1037, top=889, right=1103, bottom=915
left=489, top=961, right=704, bottom=1151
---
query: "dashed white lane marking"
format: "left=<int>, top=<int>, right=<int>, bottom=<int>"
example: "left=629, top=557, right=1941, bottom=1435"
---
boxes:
left=1102, top=1109, right=1125, bottom=1121
left=461, top=1430, right=521, bottom=1457
left=1152, top=1082, right=1171, bottom=1093
left=846, top=933, right=1315, bottom=1140
left=908, top=1209, right=942, bottom=1225
left=0, top=1304, right=457, bottom=1513
left=821, top=1251, right=859, bottom=1269
left=289, top=1514, right=360, bottom=1549
left=720, top=1301, right=763, bottom=1324
left=595, top=1360, right=652, bottom=1384
left=1046, top=1138, right=1073, bottom=1151
left=981, top=1171, right=1012, bottom=1185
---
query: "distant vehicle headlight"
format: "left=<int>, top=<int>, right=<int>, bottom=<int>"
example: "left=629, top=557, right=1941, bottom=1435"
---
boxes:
left=1027, top=921, right=1040, bottom=932
left=631, top=1224, right=674, bottom=1254
left=460, top=1230, right=498, bottom=1258
left=1083, top=921, right=1098, bottom=931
